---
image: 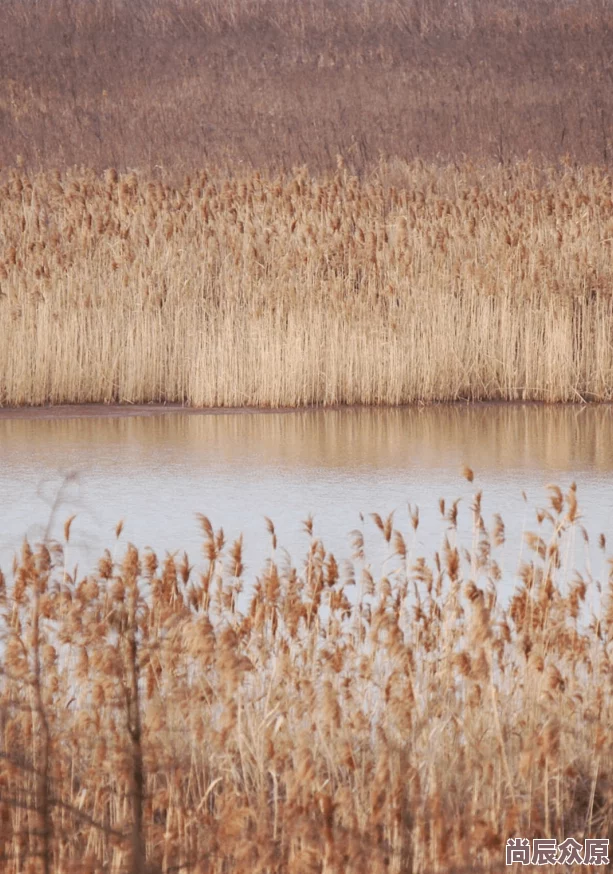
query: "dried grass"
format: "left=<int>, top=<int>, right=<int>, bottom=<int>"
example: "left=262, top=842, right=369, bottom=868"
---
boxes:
left=0, top=484, right=611, bottom=872
left=3, top=0, right=613, bottom=172
left=2, top=160, right=613, bottom=406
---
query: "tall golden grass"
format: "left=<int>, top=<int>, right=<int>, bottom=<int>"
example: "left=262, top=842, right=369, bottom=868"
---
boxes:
left=0, top=482, right=610, bottom=873
left=2, top=159, right=613, bottom=407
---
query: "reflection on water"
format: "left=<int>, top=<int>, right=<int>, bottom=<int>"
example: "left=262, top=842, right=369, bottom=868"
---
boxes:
left=1, top=404, right=612, bottom=597
left=3, top=403, right=613, bottom=471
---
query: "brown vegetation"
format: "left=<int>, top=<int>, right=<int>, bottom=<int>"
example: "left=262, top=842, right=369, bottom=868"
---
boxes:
left=1, top=160, right=613, bottom=406
left=2, top=0, right=613, bottom=173
left=2, top=0, right=613, bottom=407
left=0, top=484, right=610, bottom=872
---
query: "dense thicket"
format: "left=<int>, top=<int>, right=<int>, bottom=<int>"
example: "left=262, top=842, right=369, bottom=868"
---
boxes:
left=1, top=0, right=613, bottom=173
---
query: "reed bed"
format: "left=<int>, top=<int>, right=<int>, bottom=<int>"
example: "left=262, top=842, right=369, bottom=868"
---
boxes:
left=2, top=159, right=613, bottom=406
left=0, top=483, right=610, bottom=873
left=4, top=0, right=613, bottom=172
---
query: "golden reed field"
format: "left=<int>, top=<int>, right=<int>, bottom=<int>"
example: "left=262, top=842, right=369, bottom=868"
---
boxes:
left=3, top=0, right=613, bottom=408
left=2, top=159, right=613, bottom=407
left=3, top=0, right=613, bottom=872
left=0, top=482, right=611, bottom=874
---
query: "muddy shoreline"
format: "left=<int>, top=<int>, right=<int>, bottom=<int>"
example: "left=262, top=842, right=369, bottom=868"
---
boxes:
left=0, top=399, right=611, bottom=421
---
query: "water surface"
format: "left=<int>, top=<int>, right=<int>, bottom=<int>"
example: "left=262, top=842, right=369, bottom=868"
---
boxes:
left=1, top=404, right=612, bottom=600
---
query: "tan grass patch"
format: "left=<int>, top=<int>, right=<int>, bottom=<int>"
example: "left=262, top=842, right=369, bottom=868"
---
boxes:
left=1, top=161, right=613, bottom=406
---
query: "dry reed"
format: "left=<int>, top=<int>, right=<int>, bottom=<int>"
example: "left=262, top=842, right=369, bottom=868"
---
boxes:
left=2, top=160, right=613, bottom=407
left=3, top=0, right=613, bottom=172
left=0, top=484, right=611, bottom=872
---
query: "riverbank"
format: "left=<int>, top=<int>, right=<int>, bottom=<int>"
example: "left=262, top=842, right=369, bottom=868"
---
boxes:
left=0, top=402, right=309, bottom=420
left=3, top=398, right=613, bottom=422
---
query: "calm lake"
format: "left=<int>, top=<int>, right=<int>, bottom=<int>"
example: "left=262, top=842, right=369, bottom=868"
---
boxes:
left=1, top=404, right=612, bottom=601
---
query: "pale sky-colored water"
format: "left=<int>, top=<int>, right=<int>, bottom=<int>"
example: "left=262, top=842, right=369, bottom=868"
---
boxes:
left=1, top=404, right=612, bottom=602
